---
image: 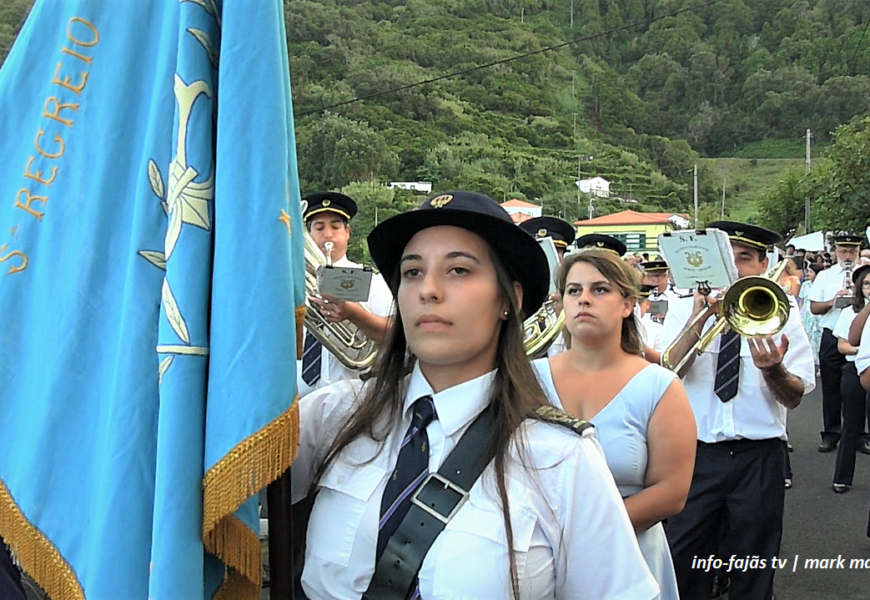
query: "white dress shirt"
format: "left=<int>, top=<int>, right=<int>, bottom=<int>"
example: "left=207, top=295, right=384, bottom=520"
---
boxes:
left=293, top=364, right=660, bottom=600
left=640, top=314, right=665, bottom=353
left=808, top=263, right=850, bottom=329
left=661, top=296, right=816, bottom=443
left=297, top=254, right=393, bottom=395
left=833, top=305, right=866, bottom=363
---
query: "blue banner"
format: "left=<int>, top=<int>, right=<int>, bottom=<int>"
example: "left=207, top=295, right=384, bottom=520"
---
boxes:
left=0, top=1, right=305, bottom=598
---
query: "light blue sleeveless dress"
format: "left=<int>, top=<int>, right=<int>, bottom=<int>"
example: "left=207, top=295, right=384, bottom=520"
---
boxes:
left=532, top=358, right=680, bottom=600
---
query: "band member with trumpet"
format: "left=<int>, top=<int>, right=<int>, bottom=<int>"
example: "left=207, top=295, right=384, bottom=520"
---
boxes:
left=298, top=192, right=393, bottom=395
left=810, top=233, right=863, bottom=452
left=292, top=191, right=659, bottom=600
left=662, top=221, right=815, bottom=600
left=519, top=216, right=576, bottom=356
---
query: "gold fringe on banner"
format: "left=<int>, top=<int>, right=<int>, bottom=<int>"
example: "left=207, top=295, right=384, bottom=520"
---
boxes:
left=203, top=399, right=300, bottom=600
left=295, top=304, right=306, bottom=359
left=0, top=478, right=84, bottom=600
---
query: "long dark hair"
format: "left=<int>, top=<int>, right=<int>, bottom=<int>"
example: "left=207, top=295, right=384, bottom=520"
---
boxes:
left=852, top=267, right=870, bottom=313
left=310, top=241, right=550, bottom=599
left=555, top=249, right=644, bottom=355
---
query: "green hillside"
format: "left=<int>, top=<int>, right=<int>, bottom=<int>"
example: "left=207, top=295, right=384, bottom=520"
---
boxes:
left=3, top=0, right=869, bottom=250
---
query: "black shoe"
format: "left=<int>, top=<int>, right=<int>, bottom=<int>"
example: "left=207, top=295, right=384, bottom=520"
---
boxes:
left=833, top=483, right=849, bottom=493
left=859, top=441, right=870, bottom=455
left=818, top=440, right=838, bottom=453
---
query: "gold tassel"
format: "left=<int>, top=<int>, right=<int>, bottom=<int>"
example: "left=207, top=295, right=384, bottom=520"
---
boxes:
left=0, top=478, right=84, bottom=600
left=203, top=401, right=300, bottom=599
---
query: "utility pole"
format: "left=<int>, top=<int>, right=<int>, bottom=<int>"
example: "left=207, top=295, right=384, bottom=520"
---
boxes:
left=570, top=0, right=574, bottom=28
left=805, top=129, right=812, bottom=233
left=693, top=164, right=699, bottom=228
left=721, top=177, right=726, bottom=219
left=575, top=154, right=593, bottom=210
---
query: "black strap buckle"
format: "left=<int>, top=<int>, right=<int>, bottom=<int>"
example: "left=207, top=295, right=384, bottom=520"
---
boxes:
left=410, top=473, right=469, bottom=524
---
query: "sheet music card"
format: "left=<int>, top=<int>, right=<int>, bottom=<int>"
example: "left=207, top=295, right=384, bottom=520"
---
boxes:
left=657, top=229, right=738, bottom=290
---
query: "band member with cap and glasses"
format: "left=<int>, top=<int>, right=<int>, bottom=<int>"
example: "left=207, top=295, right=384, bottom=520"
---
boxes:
left=662, top=221, right=815, bottom=600
left=831, top=264, right=870, bottom=492
left=637, top=283, right=666, bottom=364
left=298, top=192, right=394, bottom=396
left=530, top=249, right=696, bottom=600
left=642, top=260, right=677, bottom=324
left=809, top=233, right=863, bottom=453
left=291, top=191, right=660, bottom=600
left=519, top=216, right=576, bottom=357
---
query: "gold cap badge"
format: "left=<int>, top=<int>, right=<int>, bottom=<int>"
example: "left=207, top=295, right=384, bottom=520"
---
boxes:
left=596, top=241, right=605, bottom=247
left=429, top=194, right=453, bottom=208
left=322, top=199, right=331, bottom=207
left=537, top=228, right=547, bottom=237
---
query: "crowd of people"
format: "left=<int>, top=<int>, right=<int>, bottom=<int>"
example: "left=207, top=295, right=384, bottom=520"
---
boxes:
left=280, top=188, right=870, bottom=600
left=4, top=188, right=867, bottom=600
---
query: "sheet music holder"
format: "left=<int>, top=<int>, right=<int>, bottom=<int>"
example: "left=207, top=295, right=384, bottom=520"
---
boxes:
left=657, top=229, right=738, bottom=291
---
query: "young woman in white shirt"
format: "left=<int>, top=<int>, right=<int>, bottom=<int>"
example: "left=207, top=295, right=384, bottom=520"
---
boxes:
left=291, top=191, right=659, bottom=600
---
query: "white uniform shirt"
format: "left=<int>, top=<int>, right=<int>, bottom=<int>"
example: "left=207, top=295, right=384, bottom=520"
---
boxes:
left=640, top=314, right=665, bottom=353
left=297, top=255, right=393, bottom=396
left=832, top=305, right=865, bottom=363
left=855, top=317, right=870, bottom=375
left=661, top=296, right=816, bottom=443
left=293, top=364, right=660, bottom=600
left=808, top=263, right=850, bottom=329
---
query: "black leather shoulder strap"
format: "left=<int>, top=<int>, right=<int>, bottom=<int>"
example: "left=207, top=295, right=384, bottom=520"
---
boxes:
left=534, top=405, right=594, bottom=436
left=363, top=403, right=498, bottom=600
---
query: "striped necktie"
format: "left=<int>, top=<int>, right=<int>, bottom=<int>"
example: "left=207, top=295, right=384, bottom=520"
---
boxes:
left=377, top=396, right=437, bottom=573
left=714, top=329, right=741, bottom=402
left=301, top=331, right=322, bottom=386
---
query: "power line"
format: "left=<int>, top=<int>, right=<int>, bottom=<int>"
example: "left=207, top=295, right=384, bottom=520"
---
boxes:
left=849, top=18, right=870, bottom=76
left=294, top=0, right=725, bottom=118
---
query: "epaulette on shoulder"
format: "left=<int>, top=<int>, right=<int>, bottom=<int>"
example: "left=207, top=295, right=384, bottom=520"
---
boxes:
left=534, top=405, right=594, bottom=436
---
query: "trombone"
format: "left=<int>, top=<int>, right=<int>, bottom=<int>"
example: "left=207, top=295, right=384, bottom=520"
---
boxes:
left=662, top=260, right=791, bottom=374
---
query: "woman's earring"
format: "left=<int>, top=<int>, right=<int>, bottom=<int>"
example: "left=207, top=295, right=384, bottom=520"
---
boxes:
left=503, top=310, right=510, bottom=318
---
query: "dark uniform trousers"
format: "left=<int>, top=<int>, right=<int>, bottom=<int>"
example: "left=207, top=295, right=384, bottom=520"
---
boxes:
left=819, top=328, right=847, bottom=443
left=0, top=536, right=25, bottom=600
left=834, top=362, right=870, bottom=484
left=667, top=438, right=786, bottom=600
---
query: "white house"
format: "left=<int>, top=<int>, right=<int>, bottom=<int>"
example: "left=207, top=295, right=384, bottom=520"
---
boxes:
left=388, top=181, right=433, bottom=193
left=576, top=177, right=611, bottom=198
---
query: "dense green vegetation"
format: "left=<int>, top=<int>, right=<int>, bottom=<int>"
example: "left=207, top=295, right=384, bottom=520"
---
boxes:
left=3, top=0, right=869, bottom=256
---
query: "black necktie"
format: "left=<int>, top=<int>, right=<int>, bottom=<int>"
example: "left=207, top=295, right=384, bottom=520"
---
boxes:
left=715, top=329, right=741, bottom=402
left=301, top=331, right=322, bottom=386
left=377, top=396, right=438, bottom=562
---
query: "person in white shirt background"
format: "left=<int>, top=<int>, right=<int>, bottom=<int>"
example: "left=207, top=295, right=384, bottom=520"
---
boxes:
left=297, top=191, right=394, bottom=396
left=662, top=221, right=815, bottom=600
left=637, top=283, right=666, bottom=364
left=291, top=191, right=659, bottom=600
left=809, top=233, right=863, bottom=453
left=642, top=259, right=678, bottom=325
left=831, top=264, right=870, bottom=492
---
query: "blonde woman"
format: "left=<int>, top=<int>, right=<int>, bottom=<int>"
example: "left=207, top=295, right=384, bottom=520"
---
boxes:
left=531, top=249, right=696, bottom=600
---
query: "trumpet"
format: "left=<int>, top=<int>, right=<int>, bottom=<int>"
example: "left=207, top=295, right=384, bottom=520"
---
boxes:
left=523, top=299, right=565, bottom=357
left=662, top=260, right=791, bottom=374
left=303, top=229, right=378, bottom=373
left=834, top=260, right=855, bottom=309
